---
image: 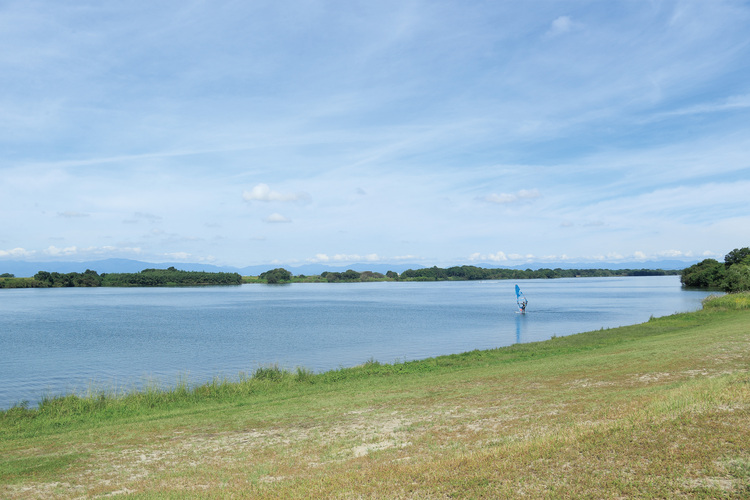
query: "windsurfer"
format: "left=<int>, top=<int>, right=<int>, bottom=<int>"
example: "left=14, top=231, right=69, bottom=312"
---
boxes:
left=515, top=284, right=528, bottom=313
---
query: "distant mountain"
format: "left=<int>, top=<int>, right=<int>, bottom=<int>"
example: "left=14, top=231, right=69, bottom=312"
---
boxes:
left=0, top=258, right=695, bottom=278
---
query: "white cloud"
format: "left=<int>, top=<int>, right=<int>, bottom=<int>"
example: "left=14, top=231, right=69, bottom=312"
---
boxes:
left=243, top=183, right=310, bottom=203
left=164, top=252, right=190, bottom=260
left=393, top=255, right=419, bottom=261
left=483, top=189, right=541, bottom=205
left=469, top=251, right=508, bottom=262
left=0, top=247, right=34, bottom=258
left=545, top=15, right=577, bottom=37
left=484, top=193, right=516, bottom=204
left=658, top=249, right=693, bottom=258
left=507, top=253, right=533, bottom=261
left=308, top=253, right=382, bottom=263
left=44, top=245, right=78, bottom=256
left=265, top=213, right=291, bottom=223
left=100, top=246, right=142, bottom=255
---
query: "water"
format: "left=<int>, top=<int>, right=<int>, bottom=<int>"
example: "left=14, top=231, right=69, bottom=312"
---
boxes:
left=0, top=276, right=716, bottom=409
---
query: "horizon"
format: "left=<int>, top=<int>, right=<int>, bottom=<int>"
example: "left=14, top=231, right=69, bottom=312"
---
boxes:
left=0, top=256, right=697, bottom=278
left=2, top=2, right=749, bottom=268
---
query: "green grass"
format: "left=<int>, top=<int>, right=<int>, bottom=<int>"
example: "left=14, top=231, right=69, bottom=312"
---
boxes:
left=1, top=293, right=748, bottom=498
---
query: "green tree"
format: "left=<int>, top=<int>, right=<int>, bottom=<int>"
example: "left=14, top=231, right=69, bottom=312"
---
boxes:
left=680, top=259, right=725, bottom=288
left=260, top=268, right=292, bottom=284
left=724, top=247, right=750, bottom=267
left=33, top=271, right=52, bottom=285
left=723, top=264, right=750, bottom=292
left=341, top=269, right=361, bottom=281
left=359, top=271, right=384, bottom=281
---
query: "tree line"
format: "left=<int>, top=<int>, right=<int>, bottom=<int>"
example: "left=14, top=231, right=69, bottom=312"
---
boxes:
left=680, top=247, right=750, bottom=292
left=397, top=266, right=677, bottom=281
left=254, top=265, right=679, bottom=284
left=29, top=267, right=242, bottom=288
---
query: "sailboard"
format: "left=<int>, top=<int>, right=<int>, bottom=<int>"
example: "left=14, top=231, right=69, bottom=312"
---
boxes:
left=515, top=284, right=528, bottom=313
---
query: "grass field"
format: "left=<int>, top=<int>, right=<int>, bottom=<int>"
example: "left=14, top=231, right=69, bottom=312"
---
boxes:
left=1, top=294, right=748, bottom=498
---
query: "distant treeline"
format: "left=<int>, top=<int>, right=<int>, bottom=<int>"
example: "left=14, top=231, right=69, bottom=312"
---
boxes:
left=23, top=267, right=242, bottom=288
left=249, top=265, right=679, bottom=284
left=0, top=265, right=683, bottom=288
left=397, top=266, right=678, bottom=281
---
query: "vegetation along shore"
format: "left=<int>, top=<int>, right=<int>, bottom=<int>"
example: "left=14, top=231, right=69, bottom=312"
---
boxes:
left=1, top=265, right=680, bottom=288
left=2, top=293, right=748, bottom=497
left=0, top=267, right=242, bottom=288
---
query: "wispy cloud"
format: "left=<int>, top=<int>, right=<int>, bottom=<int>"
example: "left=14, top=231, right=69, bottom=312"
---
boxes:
left=308, top=253, right=382, bottom=263
left=647, top=94, right=750, bottom=121
left=481, top=189, right=541, bottom=205
left=545, top=15, right=579, bottom=38
left=265, top=213, right=292, bottom=223
left=164, top=252, right=191, bottom=260
left=57, top=211, right=89, bottom=218
left=243, top=184, right=311, bottom=203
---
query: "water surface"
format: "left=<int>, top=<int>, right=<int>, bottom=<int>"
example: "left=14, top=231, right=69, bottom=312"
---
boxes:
left=0, top=276, right=716, bottom=408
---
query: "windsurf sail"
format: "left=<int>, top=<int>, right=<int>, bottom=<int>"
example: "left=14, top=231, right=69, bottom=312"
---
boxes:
left=515, top=284, right=528, bottom=313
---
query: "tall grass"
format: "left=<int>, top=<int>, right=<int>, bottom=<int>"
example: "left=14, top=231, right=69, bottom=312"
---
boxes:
left=702, top=291, right=750, bottom=310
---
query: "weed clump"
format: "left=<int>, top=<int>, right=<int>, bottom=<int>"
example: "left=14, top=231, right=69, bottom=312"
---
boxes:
left=702, top=292, right=750, bottom=310
left=253, top=364, right=287, bottom=381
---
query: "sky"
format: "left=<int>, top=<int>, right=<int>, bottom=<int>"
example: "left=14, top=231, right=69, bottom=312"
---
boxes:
left=2, top=0, right=749, bottom=269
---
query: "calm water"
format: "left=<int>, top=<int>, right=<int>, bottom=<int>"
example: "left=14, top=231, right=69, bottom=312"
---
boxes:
left=0, top=276, right=716, bottom=409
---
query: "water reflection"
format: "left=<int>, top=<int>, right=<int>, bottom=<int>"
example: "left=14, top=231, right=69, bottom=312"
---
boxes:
left=515, top=313, right=526, bottom=344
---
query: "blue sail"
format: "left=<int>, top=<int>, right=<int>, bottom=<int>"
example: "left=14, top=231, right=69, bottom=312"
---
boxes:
left=515, top=284, right=528, bottom=313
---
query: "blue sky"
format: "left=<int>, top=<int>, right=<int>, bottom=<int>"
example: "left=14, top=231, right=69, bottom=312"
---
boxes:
left=2, top=0, right=749, bottom=268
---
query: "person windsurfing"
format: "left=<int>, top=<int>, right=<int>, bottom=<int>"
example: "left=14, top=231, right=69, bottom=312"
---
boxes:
left=515, top=284, right=528, bottom=313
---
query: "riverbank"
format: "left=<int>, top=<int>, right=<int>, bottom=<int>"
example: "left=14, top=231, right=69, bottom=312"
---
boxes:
left=2, top=294, right=748, bottom=497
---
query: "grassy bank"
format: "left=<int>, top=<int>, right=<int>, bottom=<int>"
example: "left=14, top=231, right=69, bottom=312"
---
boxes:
left=2, top=294, right=749, bottom=498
